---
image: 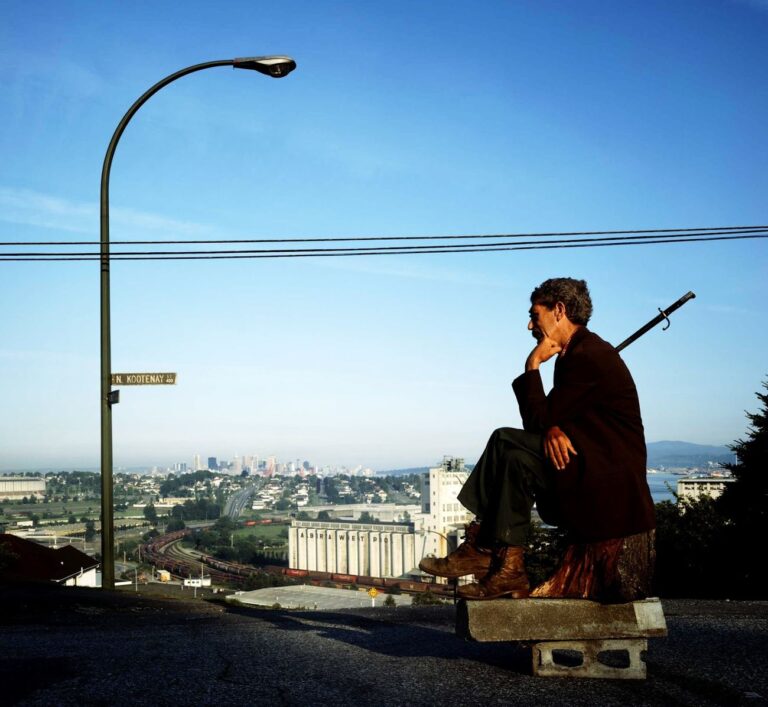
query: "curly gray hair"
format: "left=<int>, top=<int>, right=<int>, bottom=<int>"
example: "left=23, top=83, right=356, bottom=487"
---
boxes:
left=530, top=278, right=593, bottom=325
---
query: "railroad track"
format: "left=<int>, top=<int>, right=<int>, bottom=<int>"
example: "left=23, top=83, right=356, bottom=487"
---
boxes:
left=140, top=531, right=455, bottom=597
left=140, top=531, right=273, bottom=587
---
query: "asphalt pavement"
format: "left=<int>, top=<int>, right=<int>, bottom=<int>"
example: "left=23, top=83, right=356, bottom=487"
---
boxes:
left=1, top=584, right=765, bottom=706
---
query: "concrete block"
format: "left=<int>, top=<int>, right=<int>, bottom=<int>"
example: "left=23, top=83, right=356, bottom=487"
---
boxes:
left=456, top=597, right=666, bottom=642
left=533, top=638, right=648, bottom=679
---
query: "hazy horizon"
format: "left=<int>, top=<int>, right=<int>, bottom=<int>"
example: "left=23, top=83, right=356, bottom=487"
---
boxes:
left=0, top=439, right=735, bottom=475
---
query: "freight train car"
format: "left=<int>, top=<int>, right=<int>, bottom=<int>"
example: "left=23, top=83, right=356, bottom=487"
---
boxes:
left=272, top=567, right=454, bottom=597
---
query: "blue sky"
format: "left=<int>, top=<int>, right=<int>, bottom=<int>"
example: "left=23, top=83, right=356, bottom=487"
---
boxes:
left=1, top=0, right=767, bottom=470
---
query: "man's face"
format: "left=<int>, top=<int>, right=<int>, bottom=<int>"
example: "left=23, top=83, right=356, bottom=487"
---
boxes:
left=528, top=303, right=558, bottom=341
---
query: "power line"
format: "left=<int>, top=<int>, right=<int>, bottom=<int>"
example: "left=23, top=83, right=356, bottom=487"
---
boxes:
left=4, top=230, right=768, bottom=257
left=0, top=224, right=765, bottom=247
left=2, top=229, right=767, bottom=261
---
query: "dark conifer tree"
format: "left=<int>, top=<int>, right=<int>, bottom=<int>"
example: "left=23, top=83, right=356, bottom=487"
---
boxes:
left=716, top=379, right=767, bottom=597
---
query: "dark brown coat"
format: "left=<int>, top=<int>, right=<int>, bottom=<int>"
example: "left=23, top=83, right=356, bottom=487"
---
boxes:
left=512, top=327, right=655, bottom=542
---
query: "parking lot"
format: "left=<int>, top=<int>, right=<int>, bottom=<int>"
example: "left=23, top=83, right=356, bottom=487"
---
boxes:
left=229, top=584, right=415, bottom=611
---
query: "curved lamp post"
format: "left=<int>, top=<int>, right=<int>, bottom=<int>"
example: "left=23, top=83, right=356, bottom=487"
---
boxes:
left=100, top=56, right=296, bottom=588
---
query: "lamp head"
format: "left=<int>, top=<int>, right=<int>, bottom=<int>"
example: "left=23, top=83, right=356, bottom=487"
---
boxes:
left=233, top=56, right=297, bottom=78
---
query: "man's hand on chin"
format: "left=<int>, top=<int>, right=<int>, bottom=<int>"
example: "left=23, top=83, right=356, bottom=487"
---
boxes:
left=525, top=335, right=562, bottom=371
left=544, top=425, right=577, bottom=471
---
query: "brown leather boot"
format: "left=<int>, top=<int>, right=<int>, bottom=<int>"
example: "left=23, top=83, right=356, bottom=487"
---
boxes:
left=418, top=521, right=493, bottom=578
left=457, top=545, right=530, bottom=600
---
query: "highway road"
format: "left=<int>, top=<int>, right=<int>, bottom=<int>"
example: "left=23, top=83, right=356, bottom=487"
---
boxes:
left=223, top=482, right=261, bottom=520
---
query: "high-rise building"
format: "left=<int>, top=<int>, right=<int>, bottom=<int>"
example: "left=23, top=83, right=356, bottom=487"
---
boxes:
left=419, top=456, right=473, bottom=560
left=207, top=457, right=218, bottom=471
left=193, top=454, right=203, bottom=472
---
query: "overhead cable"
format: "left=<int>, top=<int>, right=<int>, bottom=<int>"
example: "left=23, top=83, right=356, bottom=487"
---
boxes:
left=1, top=229, right=767, bottom=261
left=0, top=224, right=765, bottom=247
left=3, top=233, right=768, bottom=260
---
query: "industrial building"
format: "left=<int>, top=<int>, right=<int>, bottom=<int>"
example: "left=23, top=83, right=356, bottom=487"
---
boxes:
left=0, top=476, right=46, bottom=501
left=288, top=457, right=473, bottom=579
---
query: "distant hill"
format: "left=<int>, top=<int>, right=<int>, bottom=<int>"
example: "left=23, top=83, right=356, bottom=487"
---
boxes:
left=379, top=441, right=733, bottom=475
left=376, top=467, right=430, bottom=477
left=646, top=440, right=733, bottom=468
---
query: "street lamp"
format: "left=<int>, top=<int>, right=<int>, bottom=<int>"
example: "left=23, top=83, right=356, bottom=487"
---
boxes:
left=99, top=56, right=296, bottom=589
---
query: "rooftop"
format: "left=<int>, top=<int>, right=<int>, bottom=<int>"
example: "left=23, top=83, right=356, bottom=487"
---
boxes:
left=0, top=533, right=98, bottom=584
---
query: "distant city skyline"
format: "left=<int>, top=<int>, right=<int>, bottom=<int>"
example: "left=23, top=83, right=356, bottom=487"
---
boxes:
left=0, top=438, right=734, bottom=475
left=1, top=1, right=767, bottom=472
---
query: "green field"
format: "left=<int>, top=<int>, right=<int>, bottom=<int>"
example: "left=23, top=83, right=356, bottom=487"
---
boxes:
left=234, top=523, right=288, bottom=544
left=4, top=499, right=89, bottom=513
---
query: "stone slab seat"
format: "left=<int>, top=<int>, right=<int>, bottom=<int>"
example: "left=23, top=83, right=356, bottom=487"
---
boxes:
left=456, top=597, right=667, bottom=679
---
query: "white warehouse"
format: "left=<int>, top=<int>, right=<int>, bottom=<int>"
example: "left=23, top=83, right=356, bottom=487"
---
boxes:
left=288, top=456, right=474, bottom=578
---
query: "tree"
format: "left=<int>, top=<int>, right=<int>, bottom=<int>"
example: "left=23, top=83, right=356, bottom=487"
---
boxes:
left=141, top=529, right=160, bottom=543
left=715, top=379, right=768, bottom=598
left=181, top=498, right=220, bottom=521
left=653, top=497, right=728, bottom=597
left=359, top=511, right=378, bottom=523
left=317, top=510, right=332, bottom=521
left=143, top=504, right=159, bottom=526
left=119, top=538, right=139, bottom=558
left=166, top=518, right=186, bottom=532
left=84, top=520, right=96, bottom=541
left=524, top=521, right=570, bottom=589
left=411, top=589, right=447, bottom=606
left=652, top=378, right=767, bottom=599
left=214, top=517, right=237, bottom=532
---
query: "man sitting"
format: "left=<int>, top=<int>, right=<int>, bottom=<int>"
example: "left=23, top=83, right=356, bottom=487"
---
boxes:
left=420, top=278, right=655, bottom=600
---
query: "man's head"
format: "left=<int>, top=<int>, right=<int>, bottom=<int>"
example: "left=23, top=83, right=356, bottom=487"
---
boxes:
left=528, top=277, right=592, bottom=350
left=530, top=278, right=593, bottom=325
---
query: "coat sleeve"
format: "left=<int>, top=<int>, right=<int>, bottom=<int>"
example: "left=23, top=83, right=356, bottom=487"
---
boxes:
left=512, top=369, right=548, bottom=432
left=512, top=348, right=607, bottom=433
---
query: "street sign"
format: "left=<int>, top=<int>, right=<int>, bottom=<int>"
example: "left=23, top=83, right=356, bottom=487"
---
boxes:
left=111, top=372, right=177, bottom=385
left=367, top=587, right=378, bottom=598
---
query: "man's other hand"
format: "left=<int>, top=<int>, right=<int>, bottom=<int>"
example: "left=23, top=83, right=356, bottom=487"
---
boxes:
left=544, top=425, right=577, bottom=471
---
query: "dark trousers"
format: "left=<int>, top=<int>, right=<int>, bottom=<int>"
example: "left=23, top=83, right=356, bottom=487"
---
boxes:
left=457, top=428, right=558, bottom=546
